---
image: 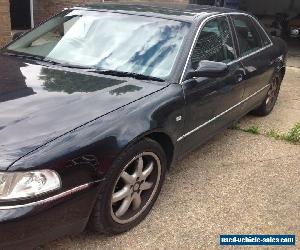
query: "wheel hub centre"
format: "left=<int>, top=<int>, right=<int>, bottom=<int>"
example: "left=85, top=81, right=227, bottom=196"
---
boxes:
left=133, top=183, right=140, bottom=192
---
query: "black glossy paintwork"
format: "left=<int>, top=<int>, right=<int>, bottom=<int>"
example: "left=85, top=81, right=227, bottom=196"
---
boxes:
left=0, top=55, right=168, bottom=170
left=0, top=183, right=101, bottom=249
left=181, top=60, right=246, bottom=154
left=0, top=3, right=288, bottom=248
left=187, top=60, right=229, bottom=78
left=82, top=2, right=236, bottom=21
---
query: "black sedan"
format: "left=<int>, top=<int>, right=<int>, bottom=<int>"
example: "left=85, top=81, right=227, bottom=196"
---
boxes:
left=0, top=3, right=287, bottom=248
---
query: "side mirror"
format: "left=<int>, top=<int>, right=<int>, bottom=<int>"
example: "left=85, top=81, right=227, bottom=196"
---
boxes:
left=186, top=60, right=229, bottom=79
left=12, top=32, right=24, bottom=40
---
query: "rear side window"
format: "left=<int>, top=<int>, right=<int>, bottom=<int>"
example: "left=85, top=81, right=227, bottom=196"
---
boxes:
left=255, top=21, right=272, bottom=46
left=191, top=16, right=235, bottom=69
left=232, top=15, right=263, bottom=57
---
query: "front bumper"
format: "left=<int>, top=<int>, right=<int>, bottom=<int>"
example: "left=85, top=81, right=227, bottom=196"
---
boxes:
left=0, top=181, right=103, bottom=249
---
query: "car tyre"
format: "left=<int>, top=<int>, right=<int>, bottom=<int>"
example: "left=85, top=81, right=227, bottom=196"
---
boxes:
left=251, top=73, right=282, bottom=116
left=89, top=138, right=167, bottom=234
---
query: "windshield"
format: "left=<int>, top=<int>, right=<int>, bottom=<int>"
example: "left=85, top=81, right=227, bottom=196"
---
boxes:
left=5, top=10, right=191, bottom=79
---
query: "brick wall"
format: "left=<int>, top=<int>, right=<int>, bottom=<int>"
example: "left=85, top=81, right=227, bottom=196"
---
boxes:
left=33, top=0, right=188, bottom=25
left=1, top=0, right=189, bottom=47
left=0, top=0, right=11, bottom=47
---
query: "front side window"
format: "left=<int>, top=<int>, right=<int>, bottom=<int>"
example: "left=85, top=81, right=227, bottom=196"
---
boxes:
left=191, top=16, right=235, bottom=70
left=4, top=10, right=191, bottom=79
left=232, top=15, right=263, bottom=56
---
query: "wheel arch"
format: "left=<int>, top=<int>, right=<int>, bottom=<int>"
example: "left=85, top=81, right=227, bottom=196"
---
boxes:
left=279, top=66, right=286, bottom=80
left=124, top=129, right=175, bottom=170
left=274, top=56, right=286, bottom=80
left=145, top=132, right=175, bottom=170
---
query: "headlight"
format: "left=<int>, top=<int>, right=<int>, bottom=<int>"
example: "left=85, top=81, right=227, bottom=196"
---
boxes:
left=0, top=170, right=61, bottom=201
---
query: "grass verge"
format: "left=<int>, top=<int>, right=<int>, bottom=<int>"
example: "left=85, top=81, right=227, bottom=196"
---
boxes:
left=231, top=122, right=300, bottom=144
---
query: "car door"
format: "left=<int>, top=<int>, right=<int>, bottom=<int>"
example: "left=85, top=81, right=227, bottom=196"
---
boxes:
left=230, top=14, right=274, bottom=113
left=179, top=15, right=246, bottom=154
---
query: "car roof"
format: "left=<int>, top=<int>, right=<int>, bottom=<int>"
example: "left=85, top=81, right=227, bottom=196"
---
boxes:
left=75, top=2, right=245, bottom=22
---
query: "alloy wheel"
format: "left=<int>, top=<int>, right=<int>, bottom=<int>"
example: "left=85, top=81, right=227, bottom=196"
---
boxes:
left=266, top=76, right=279, bottom=109
left=110, top=152, right=161, bottom=224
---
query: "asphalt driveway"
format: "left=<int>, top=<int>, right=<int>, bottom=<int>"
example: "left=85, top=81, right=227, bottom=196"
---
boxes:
left=43, top=67, right=300, bottom=250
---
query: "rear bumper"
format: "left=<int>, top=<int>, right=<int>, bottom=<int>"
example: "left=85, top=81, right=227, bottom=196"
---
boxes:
left=0, top=181, right=103, bottom=249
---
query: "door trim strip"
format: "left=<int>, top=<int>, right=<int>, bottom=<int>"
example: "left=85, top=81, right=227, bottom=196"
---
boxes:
left=177, top=84, right=270, bottom=142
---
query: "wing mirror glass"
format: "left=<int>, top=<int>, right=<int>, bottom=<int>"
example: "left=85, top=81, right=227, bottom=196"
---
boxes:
left=186, top=60, right=229, bottom=80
